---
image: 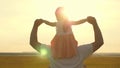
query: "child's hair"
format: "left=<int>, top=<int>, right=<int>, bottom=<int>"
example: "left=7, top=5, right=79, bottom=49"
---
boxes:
left=55, top=7, right=68, bottom=22
left=55, top=7, right=64, bottom=17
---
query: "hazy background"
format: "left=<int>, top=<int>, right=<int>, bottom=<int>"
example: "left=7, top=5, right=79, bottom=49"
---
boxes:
left=0, top=0, right=120, bottom=53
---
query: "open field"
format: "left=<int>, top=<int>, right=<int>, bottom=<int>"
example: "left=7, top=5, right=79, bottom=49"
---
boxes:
left=0, top=53, right=120, bottom=68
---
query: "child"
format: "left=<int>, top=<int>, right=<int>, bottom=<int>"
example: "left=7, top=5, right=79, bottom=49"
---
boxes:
left=42, top=7, right=87, bottom=59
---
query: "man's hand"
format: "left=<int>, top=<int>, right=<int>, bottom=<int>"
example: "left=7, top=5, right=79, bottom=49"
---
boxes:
left=87, top=16, right=97, bottom=24
left=34, top=19, right=43, bottom=27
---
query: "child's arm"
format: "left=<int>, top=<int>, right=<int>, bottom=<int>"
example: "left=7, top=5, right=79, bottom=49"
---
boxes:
left=72, top=19, right=87, bottom=25
left=43, top=19, right=56, bottom=27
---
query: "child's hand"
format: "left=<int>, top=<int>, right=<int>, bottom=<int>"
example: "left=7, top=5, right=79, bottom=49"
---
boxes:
left=87, top=16, right=97, bottom=24
left=34, top=19, right=43, bottom=27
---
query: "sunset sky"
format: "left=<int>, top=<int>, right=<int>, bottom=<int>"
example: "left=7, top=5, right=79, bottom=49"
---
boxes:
left=0, top=0, right=120, bottom=53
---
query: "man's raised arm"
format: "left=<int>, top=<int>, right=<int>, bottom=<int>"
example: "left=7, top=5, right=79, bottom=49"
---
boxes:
left=87, top=16, right=104, bottom=52
left=30, top=19, right=43, bottom=49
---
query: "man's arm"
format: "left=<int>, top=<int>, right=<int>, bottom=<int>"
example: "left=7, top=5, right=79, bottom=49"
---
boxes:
left=30, top=19, right=42, bottom=50
left=72, top=19, right=87, bottom=25
left=87, top=16, right=104, bottom=52
left=43, top=20, right=56, bottom=27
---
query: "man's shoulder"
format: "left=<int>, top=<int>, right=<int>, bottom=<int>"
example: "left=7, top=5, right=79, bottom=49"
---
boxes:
left=77, top=43, right=93, bottom=57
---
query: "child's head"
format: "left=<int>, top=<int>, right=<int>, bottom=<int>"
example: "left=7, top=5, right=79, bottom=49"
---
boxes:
left=55, top=7, right=68, bottom=22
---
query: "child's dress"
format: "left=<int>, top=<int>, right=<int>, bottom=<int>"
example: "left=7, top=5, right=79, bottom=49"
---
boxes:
left=51, top=21, right=78, bottom=59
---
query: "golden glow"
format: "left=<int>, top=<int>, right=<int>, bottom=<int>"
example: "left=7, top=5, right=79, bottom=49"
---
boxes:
left=0, top=0, right=120, bottom=53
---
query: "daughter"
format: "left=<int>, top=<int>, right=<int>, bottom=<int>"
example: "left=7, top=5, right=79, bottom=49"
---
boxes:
left=42, top=7, right=87, bottom=59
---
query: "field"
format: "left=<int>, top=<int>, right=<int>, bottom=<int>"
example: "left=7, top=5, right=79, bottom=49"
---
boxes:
left=0, top=53, right=120, bottom=68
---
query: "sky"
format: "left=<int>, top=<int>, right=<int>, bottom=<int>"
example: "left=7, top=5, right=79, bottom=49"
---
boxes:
left=0, top=0, right=120, bottom=53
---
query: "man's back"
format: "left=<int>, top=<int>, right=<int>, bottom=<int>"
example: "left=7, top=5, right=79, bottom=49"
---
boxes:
left=39, top=43, right=93, bottom=68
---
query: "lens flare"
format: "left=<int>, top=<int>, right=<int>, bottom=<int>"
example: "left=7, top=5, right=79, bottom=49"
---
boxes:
left=38, top=44, right=50, bottom=59
left=40, top=48, right=48, bottom=57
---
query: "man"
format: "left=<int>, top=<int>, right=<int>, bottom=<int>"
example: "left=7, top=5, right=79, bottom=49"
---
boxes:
left=30, top=16, right=104, bottom=68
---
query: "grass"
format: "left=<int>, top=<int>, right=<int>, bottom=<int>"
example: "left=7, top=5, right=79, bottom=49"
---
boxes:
left=0, top=53, right=120, bottom=68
